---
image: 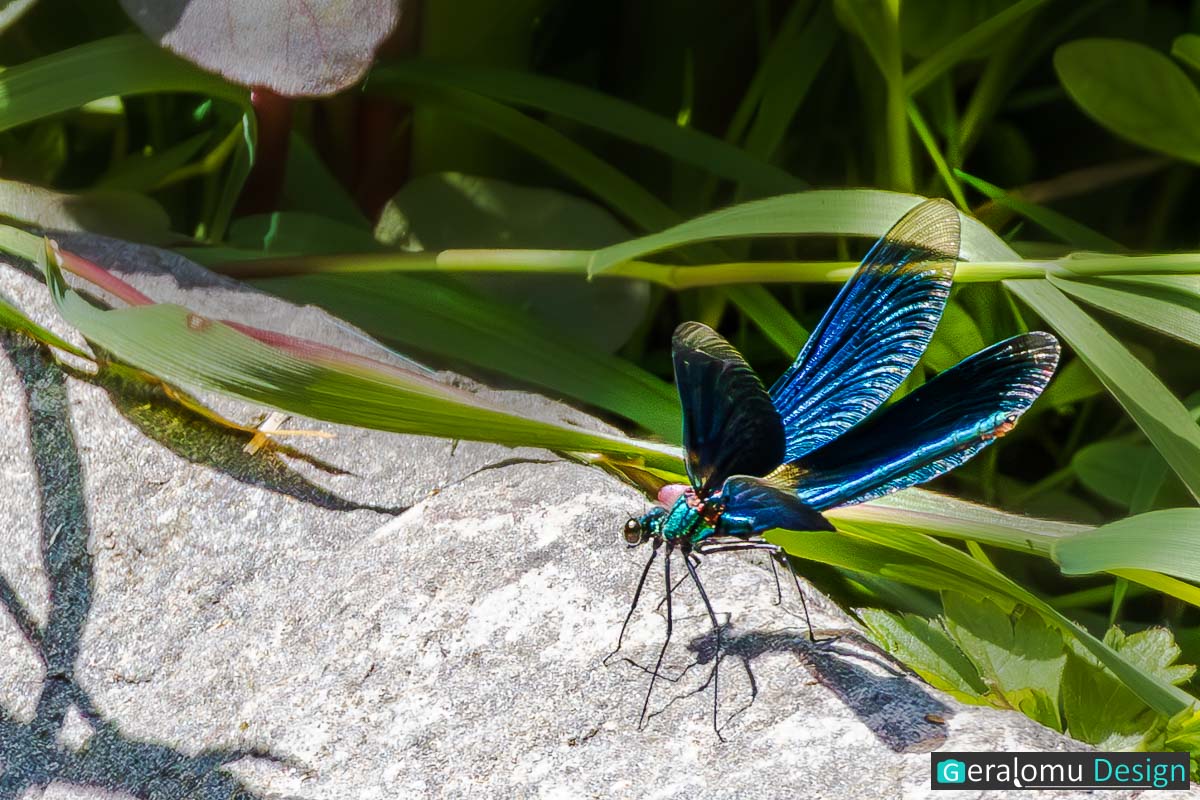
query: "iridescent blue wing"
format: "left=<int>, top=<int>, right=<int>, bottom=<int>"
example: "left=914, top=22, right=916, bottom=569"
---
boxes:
left=769, top=332, right=1059, bottom=511
left=716, top=476, right=834, bottom=535
left=769, top=198, right=960, bottom=461
left=673, top=322, right=785, bottom=496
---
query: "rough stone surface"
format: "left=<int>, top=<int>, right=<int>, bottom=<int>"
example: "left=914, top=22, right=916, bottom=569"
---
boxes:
left=0, top=239, right=1188, bottom=799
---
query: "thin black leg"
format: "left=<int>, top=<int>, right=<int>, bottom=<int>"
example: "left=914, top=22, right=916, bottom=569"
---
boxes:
left=778, top=550, right=817, bottom=642
left=605, top=539, right=660, bottom=665
left=639, top=542, right=674, bottom=730
left=768, top=555, right=783, bottom=606
left=653, top=552, right=702, bottom=611
left=695, top=540, right=821, bottom=642
left=685, top=552, right=726, bottom=743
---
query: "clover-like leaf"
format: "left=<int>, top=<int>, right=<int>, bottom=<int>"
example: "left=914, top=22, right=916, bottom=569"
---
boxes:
left=859, top=608, right=990, bottom=703
left=943, top=592, right=1067, bottom=730
left=1062, top=627, right=1195, bottom=750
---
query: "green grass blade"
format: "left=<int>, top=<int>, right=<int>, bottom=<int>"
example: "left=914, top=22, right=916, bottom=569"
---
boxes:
left=0, top=34, right=251, bottom=131
left=723, top=284, right=809, bottom=355
left=368, top=77, right=677, bottom=231
left=0, top=34, right=255, bottom=241
left=772, top=519, right=1191, bottom=715
left=365, top=69, right=811, bottom=354
left=830, top=488, right=1086, bottom=556
left=908, top=103, right=968, bottom=209
left=1007, top=279, right=1200, bottom=501
left=1049, top=275, right=1200, bottom=349
left=589, top=189, right=1020, bottom=274
left=1054, top=509, right=1200, bottom=582
left=37, top=241, right=683, bottom=469
left=905, top=0, right=1052, bottom=94
left=0, top=291, right=92, bottom=359
left=957, top=169, right=1123, bottom=251
left=96, top=131, right=212, bottom=192
left=256, top=272, right=683, bottom=438
left=741, top=2, right=837, bottom=162
left=369, top=61, right=802, bottom=194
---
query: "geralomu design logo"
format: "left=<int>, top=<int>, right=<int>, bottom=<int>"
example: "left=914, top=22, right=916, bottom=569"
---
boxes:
left=931, top=752, right=1189, bottom=790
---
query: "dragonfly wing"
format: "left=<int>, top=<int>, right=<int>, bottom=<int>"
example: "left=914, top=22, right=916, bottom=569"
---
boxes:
left=673, top=322, right=785, bottom=495
left=770, top=198, right=960, bottom=460
left=717, top=476, right=834, bottom=535
left=770, top=332, right=1059, bottom=511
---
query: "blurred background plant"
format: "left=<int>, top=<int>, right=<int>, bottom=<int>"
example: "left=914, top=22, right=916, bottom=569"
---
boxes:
left=3, top=0, right=1200, bottom=764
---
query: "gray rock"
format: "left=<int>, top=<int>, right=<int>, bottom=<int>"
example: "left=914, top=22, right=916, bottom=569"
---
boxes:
left=0, top=239, right=1184, bottom=799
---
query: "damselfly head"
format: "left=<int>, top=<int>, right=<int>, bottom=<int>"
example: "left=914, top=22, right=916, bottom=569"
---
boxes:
left=623, top=507, right=665, bottom=547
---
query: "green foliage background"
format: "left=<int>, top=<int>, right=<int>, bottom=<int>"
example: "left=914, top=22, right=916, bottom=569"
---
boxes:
left=3, top=0, right=1200, bottom=763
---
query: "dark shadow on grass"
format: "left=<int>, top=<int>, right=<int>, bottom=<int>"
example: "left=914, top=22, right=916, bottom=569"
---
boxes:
left=0, top=334, right=278, bottom=799
left=86, top=362, right=407, bottom=516
left=681, top=625, right=952, bottom=752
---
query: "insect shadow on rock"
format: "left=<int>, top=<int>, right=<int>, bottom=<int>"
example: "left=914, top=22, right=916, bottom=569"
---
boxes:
left=609, top=198, right=1061, bottom=740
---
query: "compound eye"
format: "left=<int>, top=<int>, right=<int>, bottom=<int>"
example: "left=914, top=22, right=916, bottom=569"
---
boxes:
left=623, top=518, right=643, bottom=545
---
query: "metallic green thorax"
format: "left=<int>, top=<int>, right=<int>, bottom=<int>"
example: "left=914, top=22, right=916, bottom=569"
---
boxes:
left=640, top=496, right=717, bottom=545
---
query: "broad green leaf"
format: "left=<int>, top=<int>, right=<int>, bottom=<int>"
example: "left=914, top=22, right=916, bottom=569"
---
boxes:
left=589, top=190, right=1020, bottom=274
left=194, top=200, right=677, bottom=434
left=1072, top=441, right=1158, bottom=509
left=1055, top=39, right=1200, bottom=165
left=1054, top=509, right=1200, bottom=583
left=1062, top=649, right=1156, bottom=749
left=369, top=60, right=802, bottom=195
left=222, top=212, right=385, bottom=255
left=1007, top=280, right=1200, bottom=501
left=1172, top=34, right=1200, bottom=74
left=859, top=608, right=989, bottom=701
left=1106, top=627, right=1196, bottom=687
left=922, top=298, right=986, bottom=373
left=38, top=240, right=683, bottom=470
left=1050, top=274, right=1200, bottom=349
left=0, top=179, right=170, bottom=243
left=279, top=134, right=370, bottom=229
left=379, top=172, right=649, bottom=352
left=1038, top=356, right=1103, bottom=409
left=1063, top=627, right=1194, bottom=749
left=1101, top=274, right=1200, bottom=299
left=943, top=592, right=1066, bottom=730
left=956, top=169, right=1123, bottom=251
left=121, top=0, right=400, bottom=96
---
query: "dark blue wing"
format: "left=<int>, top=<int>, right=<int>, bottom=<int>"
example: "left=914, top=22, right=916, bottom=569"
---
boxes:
left=769, top=198, right=960, bottom=461
left=716, top=476, right=834, bottom=535
left=672, top=322, right=785, bottom=496
left=770, top=332, right=1059, bottom=511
